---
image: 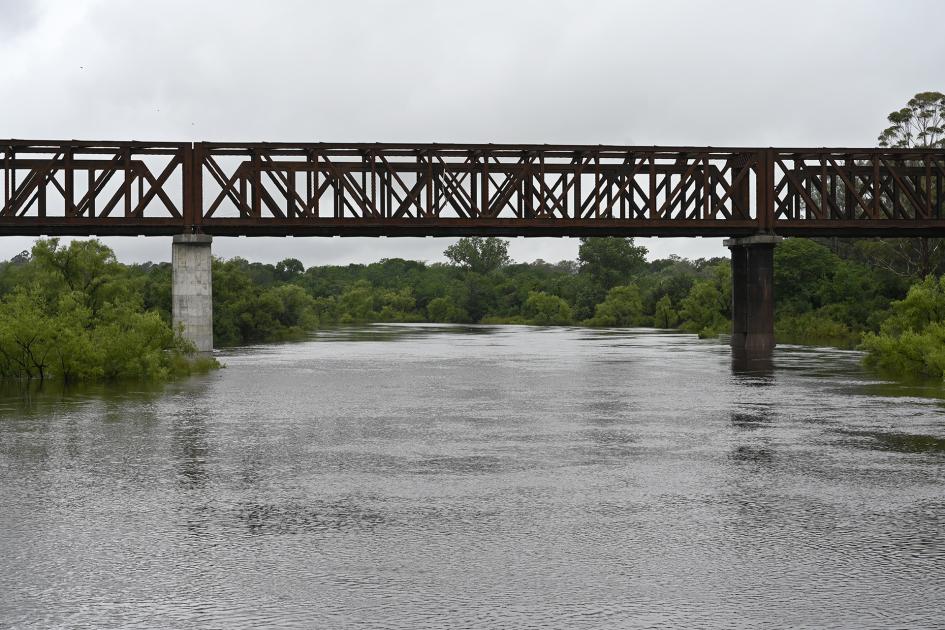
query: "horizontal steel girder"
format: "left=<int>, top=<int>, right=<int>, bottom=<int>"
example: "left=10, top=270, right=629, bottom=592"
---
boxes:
left=2, top=141, right=943, bottom=238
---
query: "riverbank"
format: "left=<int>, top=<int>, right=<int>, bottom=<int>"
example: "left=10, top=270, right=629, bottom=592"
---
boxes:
left=4, top=235, right=938, bottom=381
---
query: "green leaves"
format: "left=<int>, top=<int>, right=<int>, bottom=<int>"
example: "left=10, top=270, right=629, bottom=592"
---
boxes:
left=861, top=276, right=945, bottom=378
left=212, top=258, right=320, bottom=345
left=523, top=291, right=573, bottom=326
left=577, top=237, right=648, bottom=292
left=586, top=285, right=644, bottom=327
left=444, top=237, right=511, bottom=274
left=654, top=295, right=678, bottom=328
left=878, top=91, right=945, bottom=148
left=0, top=279, right=204, bottom=382
left=0, top=239, right=213, bottom=383
left=678, top=280, right=728, bottom=338
left=426, top=296, right=469, bottom=323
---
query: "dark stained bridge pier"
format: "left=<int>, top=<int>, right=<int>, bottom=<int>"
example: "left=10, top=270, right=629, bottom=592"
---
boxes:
left=726, top=234, right=781, bottom=354
left=2, top=140, right=944, bottom=356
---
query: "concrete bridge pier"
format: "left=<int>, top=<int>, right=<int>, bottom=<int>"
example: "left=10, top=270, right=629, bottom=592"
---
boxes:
left=725, top=234, right=782, bottom=355
left=172, top=234, right=213, bottom=353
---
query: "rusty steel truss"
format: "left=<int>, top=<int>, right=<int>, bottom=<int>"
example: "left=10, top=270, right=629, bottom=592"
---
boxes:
left=2, top=140, right=944, bottom=237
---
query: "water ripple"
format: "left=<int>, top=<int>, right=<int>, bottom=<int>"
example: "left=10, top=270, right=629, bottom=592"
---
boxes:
left=2, top=326, right=944, bottom=628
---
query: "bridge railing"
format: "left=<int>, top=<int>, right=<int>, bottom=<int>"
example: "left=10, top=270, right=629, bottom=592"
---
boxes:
left=2, top=141, right=943, bottom=237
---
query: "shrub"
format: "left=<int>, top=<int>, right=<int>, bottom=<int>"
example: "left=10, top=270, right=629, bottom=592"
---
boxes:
left=585, top=285, right=644, bottom=327
left=522, top=291, right=573, bottom=326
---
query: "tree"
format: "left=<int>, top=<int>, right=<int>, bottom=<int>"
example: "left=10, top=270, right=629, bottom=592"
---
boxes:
left=586, top=285, right=644, bottom=327
left=878, top=91, right=945, bottom=148
left=653, top=295, right=678, bottom=328
left=871, top=91, right=945, bottom=278
left=338, top=281, right=376, bottom=322
left=427, top=296, right=469, bottom=323
left=0, top=239, right=211, bottom=382
left=275, top=258, right=305, bottom=281
left=861, top=276, right=945, bottom=378
left=679, top=280, right=728, bottom=338
left=774, top=238, right=841, bottom=314
left=30, top=238, right=126, bottom=315
left=444, top=237, right=511, bottom=274
left=523, top=291, right=573, bottom=326
left=578, top=237, right=648, bottom=291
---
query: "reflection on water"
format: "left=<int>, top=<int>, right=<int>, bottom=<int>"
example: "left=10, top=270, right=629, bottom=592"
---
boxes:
left=237, top=498, right=390, bottom=535
left=730, top=348, right=774, bottom=377
left=836, top=429, right=945, bottom=454
left=1, top=325, right=944, bottom=629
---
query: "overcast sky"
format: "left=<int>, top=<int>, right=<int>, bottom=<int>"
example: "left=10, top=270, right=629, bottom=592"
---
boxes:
left=2, top=0, right=943, bottom=267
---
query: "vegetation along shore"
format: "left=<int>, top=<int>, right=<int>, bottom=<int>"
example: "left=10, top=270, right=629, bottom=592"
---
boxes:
left=2, top=234, right=944, bottom=382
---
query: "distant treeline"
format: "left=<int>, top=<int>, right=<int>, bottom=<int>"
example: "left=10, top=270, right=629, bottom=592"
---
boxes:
left=2, top=235, right=945, bottom=381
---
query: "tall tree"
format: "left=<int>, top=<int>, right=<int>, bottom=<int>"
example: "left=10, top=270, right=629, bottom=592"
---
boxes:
left=870, top=91, right=945, bottom=278
left=577, top=237, right=648, bottom=291
left=878, top=91, right=945, bottom=148
left=444, top=237, right=511, bottom=274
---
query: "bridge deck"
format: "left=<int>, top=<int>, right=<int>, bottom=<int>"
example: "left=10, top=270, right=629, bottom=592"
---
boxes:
left=2, top=141, right=943, bottom=237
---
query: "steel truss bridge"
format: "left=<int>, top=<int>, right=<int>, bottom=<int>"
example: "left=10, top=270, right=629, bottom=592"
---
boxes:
left=1, top=140, right=944, bottom=238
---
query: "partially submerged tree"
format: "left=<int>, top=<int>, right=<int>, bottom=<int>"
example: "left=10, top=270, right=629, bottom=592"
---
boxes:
left=0, top=239, right=213, bottom=382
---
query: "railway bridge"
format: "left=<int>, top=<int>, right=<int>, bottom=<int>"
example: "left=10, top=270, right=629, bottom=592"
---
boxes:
left=3, top=140, right=944, bottom=354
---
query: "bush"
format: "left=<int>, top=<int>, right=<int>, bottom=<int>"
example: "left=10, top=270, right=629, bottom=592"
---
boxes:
left=427, top=296, right=470, bottom=323
left=862, top=323, right=945, bottom=378
left=0, top=284, right=213, bottom=382
left=678, top=280, right=728, bottom=338
left=585, top=285, right=644, bottom=327
left=861, top=276, right=945, bottom=378
left=522, top=291, right=573, bottom=326
left=653, top=295, right=679, bottom=328
left=776, top=311, right=860, bottom=348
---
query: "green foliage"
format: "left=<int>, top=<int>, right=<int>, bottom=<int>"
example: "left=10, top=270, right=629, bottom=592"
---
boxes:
left=836, top=237, right=945, bottom=281
left=444, top=237, right=511, bottom=274
left=773, top=238, right=894, bottom=343
left=878, top=91, right=945, bottom=148
left=212, top=258, right=319, bottom=345
left=586, top=285, right=644, bottom=327
left=653, top=295, right=678, bottom=328
left=775, top=312, right=860, bottom=348
left=523, top=291, right=573, bottom=326
left=862, top=323, right=945, bottom=378
left=872, top=276, right=945, bottom=336
left=578, top=237, right=648, bottom=291
left=774, top=239, right=841, bottom=314
left=275, top=257, right=305, bottom=281
left=679, top=280, right=728, bottom=338
left=426, top=296, right=469, bottom=323
left=4, top=231, right=932, bottom=382
left=861, top=276, right=945, bottom=377
left=338, top=281, right=376, bottom=323
left=0, top=240, right=214, bottom=382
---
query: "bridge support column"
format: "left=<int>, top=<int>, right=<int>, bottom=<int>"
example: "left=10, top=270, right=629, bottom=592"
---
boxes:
left=172, top=234, right=213, bottom=353
left=725, top=235, right=782, bottom=355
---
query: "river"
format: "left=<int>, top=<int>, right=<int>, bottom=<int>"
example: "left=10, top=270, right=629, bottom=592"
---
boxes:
left=1, top=325, right=943, bottom=628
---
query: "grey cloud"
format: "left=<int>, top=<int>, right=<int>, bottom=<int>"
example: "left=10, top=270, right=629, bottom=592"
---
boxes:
left=1, top=0, right=943, bottom=265
left=0, top=0, right=38, bottom=37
